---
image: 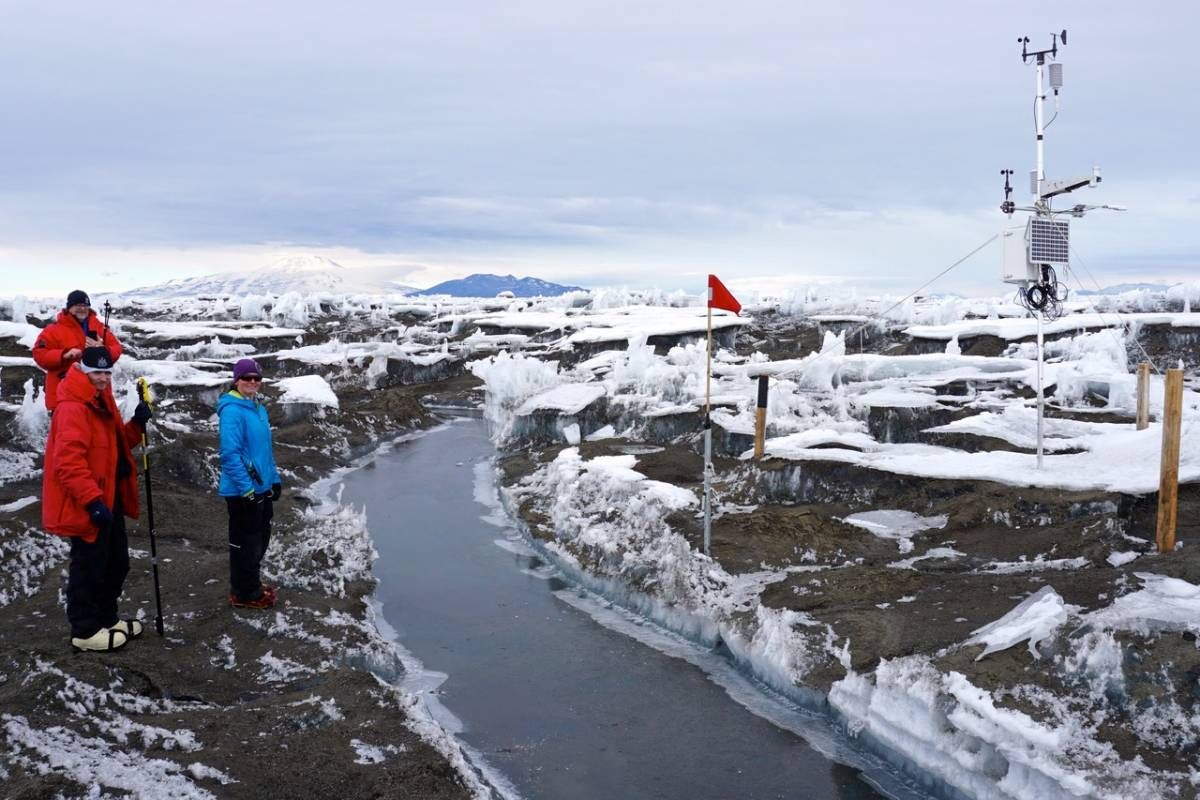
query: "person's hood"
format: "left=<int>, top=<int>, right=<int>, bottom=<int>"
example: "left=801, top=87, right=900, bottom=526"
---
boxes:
left=217, top=391, right=262, bottom=415
left=57, top=365, right=113, bottom=410
left=54, top=308, right=100, bottom=327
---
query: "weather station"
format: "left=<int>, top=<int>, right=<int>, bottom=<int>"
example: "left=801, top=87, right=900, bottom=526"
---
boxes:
left=998, top=29, right=1125, bottom=467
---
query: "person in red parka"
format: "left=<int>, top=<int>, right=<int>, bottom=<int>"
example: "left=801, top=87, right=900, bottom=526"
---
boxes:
left=43, top=347, right=151, bottom=652
left=32, top=290, right=124, bottom=413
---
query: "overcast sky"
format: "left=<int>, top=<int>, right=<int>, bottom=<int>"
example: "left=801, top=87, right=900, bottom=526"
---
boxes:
left=1, top=1, right=1197, bottom=298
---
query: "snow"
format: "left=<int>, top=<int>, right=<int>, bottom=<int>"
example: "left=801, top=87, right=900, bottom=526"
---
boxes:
left=469, top=351, right=562, bottom=442
left=2, top=714, right=228, bottom=798
left=0, top=320, right=40, bottom=348
left=905, top=312, right=1200, bottom=341
left=965, top=586, right=1079, bottom=660
left=264, top=502, right=375, bottom=598
left=14, top=378, right=49, bottom=448
left=1105, top=551, right=1139, bottom=567
left=122, top=320, right=306, bottom=341
left=257, top=651, right=314, bottom=682
left=0, top=528, right=69, bottom=607
left=888, top=547, right=965, bottom=570
left=924, top=405, right=1135, bottom=452
left=0, top=450, right=40, bottom=486
left=350, top=739, right=406, bottom=765
left=1086, top=573, right=1200, bottom=636
left=113, top=356, right=230, bottom=389
left=474, top=304, right=745, bottom=345
left=516, top=383, right=605, bottom=416
left=275, top=375, right=339, bottom=408
left=585, top=424, right=616, bottom=441
left=841, top=510, right=947, bottom=554
left=274, top=339, right=448, bottom=367
left=976, top=556, right=1089, bottom=574
left=763, top=421, right=1200, bottom=494
left=0, top=495, right=38, bottom=513
left=561, top=422, right=581, bottom=445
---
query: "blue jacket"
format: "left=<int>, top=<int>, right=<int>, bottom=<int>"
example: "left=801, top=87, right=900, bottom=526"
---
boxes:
left=217, top=391, right=281, bottom=497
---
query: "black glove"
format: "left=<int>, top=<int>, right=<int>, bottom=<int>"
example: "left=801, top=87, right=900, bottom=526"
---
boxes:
left=132, top=401, right=153, bottom=428
left=86, top=500, right=113, bottom=529
left=271, top=482, right=282, bottom=502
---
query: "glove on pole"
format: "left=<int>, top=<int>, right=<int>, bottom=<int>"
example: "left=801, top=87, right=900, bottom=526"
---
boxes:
left=137, top=378, right=166, bottom=637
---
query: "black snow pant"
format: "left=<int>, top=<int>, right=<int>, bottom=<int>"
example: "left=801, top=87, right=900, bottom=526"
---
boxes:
left=227, top=495, right=273, bottom=601
left=66, top=492, right=130, bottom=639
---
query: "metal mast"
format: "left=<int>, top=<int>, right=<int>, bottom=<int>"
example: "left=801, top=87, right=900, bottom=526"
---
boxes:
left=999, top=30, right=1121, bottom=468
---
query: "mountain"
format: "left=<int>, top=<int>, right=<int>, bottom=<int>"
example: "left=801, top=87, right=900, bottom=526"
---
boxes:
left=124, top=255, right=418, bottom=298
left=413, top=274, right=585, bottom=297
left=1075, top=282, right=1171, bottom=296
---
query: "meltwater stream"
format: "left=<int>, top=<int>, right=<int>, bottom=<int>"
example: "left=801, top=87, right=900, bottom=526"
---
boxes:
left=342, top=418, right=917, bottom=800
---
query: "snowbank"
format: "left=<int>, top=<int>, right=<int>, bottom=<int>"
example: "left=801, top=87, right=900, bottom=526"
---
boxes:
left=275, top=375, right=340, bottom=409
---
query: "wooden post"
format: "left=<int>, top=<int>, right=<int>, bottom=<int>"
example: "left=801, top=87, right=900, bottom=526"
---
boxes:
left=1136, top=362, right=1151, bottom=430
left=753, top=375, right=768, bottom=460
left=1156, top=368, right=1185, bottom=554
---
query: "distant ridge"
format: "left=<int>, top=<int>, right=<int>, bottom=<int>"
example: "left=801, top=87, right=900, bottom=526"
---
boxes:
left=413, top=273, right=585, bottom=297
left=1075, top=282, right=1172, bottom=296
left=124, top=255, right=417, bottom=298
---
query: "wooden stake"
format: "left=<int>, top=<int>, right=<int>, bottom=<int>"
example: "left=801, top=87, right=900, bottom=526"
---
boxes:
left=753, top=375, right=768, bottom=460
left=1156, top=368, right=1184, bottom=554
left=1136, top=362, right=1151, bottom=430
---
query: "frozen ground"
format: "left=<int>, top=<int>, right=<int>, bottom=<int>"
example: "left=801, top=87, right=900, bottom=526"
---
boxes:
left=3, top=280, right=1200, bottom=798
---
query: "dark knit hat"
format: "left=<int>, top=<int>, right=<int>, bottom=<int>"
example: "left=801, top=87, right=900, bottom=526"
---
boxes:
left=66, top=290, right=91, bottom=308
left=78, top=347, right=114, bottom=373
left=233, top=358, right=262, bottom=381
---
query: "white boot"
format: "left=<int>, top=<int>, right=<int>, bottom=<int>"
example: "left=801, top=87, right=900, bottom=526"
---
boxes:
left=109, top=620, right=144, bottom=639
left=71, top=629, right=128, bottom=652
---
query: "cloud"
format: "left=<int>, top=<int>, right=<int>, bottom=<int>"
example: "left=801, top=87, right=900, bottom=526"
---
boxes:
left=0, top=1, right=1197, bottom=294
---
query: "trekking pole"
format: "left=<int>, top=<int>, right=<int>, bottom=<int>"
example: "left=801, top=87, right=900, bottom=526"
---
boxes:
left=136, top=378, right=166, bottom=637
left=102, top=300, right=112, bottom=347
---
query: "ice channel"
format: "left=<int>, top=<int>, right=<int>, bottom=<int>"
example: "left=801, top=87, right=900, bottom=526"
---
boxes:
left=343, top=416, right=935, bottom=799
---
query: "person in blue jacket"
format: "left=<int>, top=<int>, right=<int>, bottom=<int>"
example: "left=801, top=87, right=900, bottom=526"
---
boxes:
left=218, top=358, right=282, bottom=609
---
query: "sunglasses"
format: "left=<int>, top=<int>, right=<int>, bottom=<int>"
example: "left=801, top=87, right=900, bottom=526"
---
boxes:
left=238, top=375, right=263, bottom=383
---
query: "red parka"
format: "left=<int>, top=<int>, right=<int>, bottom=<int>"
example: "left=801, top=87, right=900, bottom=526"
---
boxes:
left=42, top=367, right=141, bottom=542
left=32, top=310, right=124, bottom=411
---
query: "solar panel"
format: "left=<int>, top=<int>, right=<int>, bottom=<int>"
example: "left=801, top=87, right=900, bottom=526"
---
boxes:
left=1028, top=218, right=1069, bottom=265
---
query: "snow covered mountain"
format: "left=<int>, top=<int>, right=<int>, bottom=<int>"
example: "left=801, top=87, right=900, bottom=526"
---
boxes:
left=124, top=255, right=417, bottom=298
left=412, top=273, right=585, bottom=297
left=1075, top=282, right=1172, bottom=296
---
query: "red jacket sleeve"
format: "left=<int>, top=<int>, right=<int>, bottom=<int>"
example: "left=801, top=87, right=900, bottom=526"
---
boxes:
left=122, top=418, right=144, bottom=450
left=53, top=404, right=104, bottom=507
left=33, top=327, right=68, bottom=372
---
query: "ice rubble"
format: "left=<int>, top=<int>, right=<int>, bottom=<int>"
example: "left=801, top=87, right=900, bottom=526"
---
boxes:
left=4, top=283, right=1199, bottom=798
left=509, top=446, right=1195, bottom=798
left=965, top=587, right=1079, bottom=660
left=906, top=312, right=1200, bottom=342
left=510, top=447, right=840, bottom=689
left=841, top=509, right=948, bottom=554
left=1085, top=572, right=1200, bottom=636
left=122, top=320, right=307, bottom=341
left=762, top=422, right=1200, bottom=494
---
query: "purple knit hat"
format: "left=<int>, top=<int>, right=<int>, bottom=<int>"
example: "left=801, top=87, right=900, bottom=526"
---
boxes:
left=232, top=358, right=263, bottom=381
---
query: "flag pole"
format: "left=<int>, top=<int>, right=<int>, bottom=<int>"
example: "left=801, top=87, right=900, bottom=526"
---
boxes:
left=703, top=293, right=713, bottom=556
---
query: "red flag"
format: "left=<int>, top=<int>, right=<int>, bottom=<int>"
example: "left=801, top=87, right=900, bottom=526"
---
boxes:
left=707, top=274, right=741, bottom=315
